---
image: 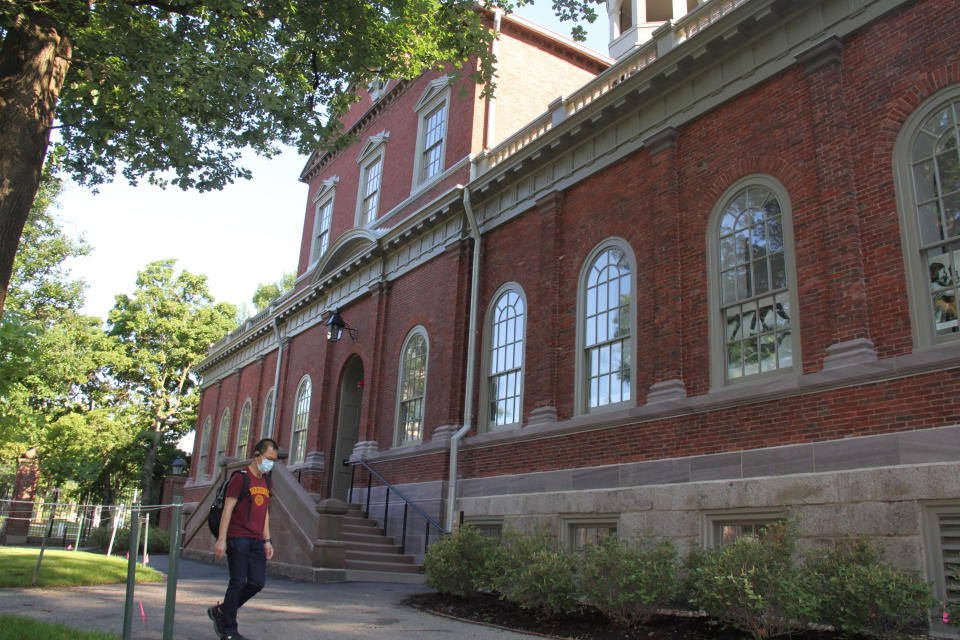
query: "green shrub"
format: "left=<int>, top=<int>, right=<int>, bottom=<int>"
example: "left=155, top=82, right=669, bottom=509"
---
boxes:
left=88, top=525, right=170, bottom=555
left=488, top=530, right=579, bottom=617
left=423, top=524, right=497, bottom=598
left=579, top=536, right=679, bottom=627
left=804, top=537, right=934, bottom=640
left=688, top=520, right=817, bottom=640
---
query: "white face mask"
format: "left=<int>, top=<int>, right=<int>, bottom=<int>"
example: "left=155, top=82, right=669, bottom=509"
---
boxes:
left=258, top=458, right=274, bottom=474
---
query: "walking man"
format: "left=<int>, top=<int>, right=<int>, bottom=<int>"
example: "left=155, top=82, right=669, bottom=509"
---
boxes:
left=208, top=438, right=278, bottom=640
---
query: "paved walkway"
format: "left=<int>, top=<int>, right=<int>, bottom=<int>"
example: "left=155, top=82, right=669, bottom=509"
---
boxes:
left=0, top=555, right=542, bottom=640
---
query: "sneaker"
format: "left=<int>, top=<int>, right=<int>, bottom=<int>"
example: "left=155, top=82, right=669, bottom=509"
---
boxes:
left=221, top=635, right=247, bottom=640
left=207, top=605, right=224, bottom=637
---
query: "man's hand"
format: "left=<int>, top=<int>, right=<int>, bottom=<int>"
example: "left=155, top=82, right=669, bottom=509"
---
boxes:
left=264, top=540, right=274, bottom=560
left=214, top=538, right=227, bottom=560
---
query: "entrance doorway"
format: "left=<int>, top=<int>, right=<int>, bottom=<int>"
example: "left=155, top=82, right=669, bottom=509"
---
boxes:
left=331, top=356, right=363, bottom=502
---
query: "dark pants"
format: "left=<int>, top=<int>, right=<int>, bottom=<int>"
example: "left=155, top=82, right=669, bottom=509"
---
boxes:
left=221, top=537, right=266, bottom=635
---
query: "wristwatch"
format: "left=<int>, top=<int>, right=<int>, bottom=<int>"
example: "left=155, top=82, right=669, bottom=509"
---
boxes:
left=264, top=538, right=272, bottom=543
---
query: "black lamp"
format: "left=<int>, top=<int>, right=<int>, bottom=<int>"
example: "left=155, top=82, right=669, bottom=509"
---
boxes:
left=171, top=456, right=187, bottom=476
left=325, top=308, right=357, bottom=343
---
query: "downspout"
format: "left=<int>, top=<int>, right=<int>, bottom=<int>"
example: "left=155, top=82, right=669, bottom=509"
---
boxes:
left=270, top=315, right=284, bottom=437
left=483, top=8, right=504, bottom=150
left=446, top=186, right=482, bottom=532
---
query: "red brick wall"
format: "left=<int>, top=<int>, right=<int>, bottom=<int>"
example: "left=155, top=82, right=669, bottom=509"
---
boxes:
left=196, top=0, right=960, bottom=498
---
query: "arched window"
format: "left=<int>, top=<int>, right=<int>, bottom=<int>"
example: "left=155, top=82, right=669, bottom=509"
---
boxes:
left=236, top=399, right=252, bottom=459
left=577, top=240, right=636, bottom=413
left=260, top=387, right=275, bottom=438
left=197, top=416, right=212, bottom=480
left=290, top=377, right=311, bottom=464
left=894, top=86, right=960, bottom=346
left=707, top=176, right=800, bottom=385
left=214, top=409, right=230, bottom=471
left=484, top=285, right=526, bottom=430
left=396, top=328, right=428, bottom=445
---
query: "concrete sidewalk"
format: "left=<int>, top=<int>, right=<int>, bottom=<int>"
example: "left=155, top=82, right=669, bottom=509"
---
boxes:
left=0, top=555, right=542, bottom=639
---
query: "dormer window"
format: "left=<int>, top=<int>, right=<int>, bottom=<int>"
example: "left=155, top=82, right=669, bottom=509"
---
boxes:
left=311, top=177, right=338, bottom=262
left=355, top=132, right=389, bottom=226
left=412, top=77, right=452, bottom=189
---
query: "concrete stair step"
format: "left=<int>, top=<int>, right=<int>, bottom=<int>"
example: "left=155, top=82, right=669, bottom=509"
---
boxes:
left=345, top=549, right=415, bottom=564
left=343, top=540, right=403, bottom=554
left=345, top=558, right=422, bottom=573
left=343, top=515, right=380, bottom=527
left=342, top=530, right=398, bottom=545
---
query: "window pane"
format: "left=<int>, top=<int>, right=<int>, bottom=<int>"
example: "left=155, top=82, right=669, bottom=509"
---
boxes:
left=919, top=201, right=944, bottom=245
left=914, top=160, right=938, bottom=202
left=938, top=149, right=960, bottom=195
left=944, top=192, right=960, bottom=239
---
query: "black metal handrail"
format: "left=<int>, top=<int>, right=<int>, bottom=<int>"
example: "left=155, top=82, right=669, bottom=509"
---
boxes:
left=345, top=458, right=448, bottom=554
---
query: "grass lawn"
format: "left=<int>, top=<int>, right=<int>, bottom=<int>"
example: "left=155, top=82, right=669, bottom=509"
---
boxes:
left=0, top=615, right=120, bottom=640
left=0, top=548, right=164, bottom=588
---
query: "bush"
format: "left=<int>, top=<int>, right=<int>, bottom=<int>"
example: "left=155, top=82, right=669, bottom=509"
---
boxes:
left=804, top=537, right=934, bottom=640
left=88, top=525, right=170, bottom=555
left=579, top=536, right=680, bottom=627
left=688, top=520, right=817, bottom=640
left=423, top=524, right=497, bottom=598
left=488, top=530, right=580, bottom=617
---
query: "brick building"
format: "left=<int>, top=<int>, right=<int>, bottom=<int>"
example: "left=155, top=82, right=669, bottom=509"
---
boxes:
left=182, top=0, right=960, bottom=607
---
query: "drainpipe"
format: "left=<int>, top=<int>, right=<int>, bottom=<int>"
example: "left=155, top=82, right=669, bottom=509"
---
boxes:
left=483, top=9, right=504, bottom=150
left=270, top=315, right=284, bottom=436
left=446, top=186, right=482, bottom=532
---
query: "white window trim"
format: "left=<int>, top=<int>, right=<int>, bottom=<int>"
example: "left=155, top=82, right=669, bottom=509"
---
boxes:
left=197, top=416, right=212, bottom=480
left=235, top=398, right=252, bottom=459
left=411, top=77, right=452, bottom=192
left=479, top=282, right=527, bottom=432
left=290, top=375, right=312, bottom=466
left=893, top=84, right=960, bottom=350
left=214, top=408, right=230, bottom=471
left=562, top=514, right=620, bottom=551
left=394, top=326, right=430, bottom=447
left=922, top=501, right=960, bottom=636
left=260, top=386, right=275, bottom=439
left=310, top=177, right=338, bottom=265
left=574, top=237, right=638, bottom=416
left=701, top=508, right=785, bottom=548
left=355, top=132, right=389, bottom=227
left=706, top=174, right=802, bottom=389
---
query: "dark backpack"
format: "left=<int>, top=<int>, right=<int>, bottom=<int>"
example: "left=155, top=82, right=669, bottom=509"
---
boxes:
left=207, top=469, right=272, bottom=537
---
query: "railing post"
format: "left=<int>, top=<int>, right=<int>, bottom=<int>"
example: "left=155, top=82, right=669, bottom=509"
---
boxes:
left=364, top=473, right=372, bottom=519
left=400, top=503, right=409, bottom=555
left=382, top=489, right=390, bottom=536
left=424, top=518, right=430, bottom=553
left=348, top=463, right=355, bottom=503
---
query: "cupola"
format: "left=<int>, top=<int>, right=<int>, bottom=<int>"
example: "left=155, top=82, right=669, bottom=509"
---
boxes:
left=606, top=0, right=703, bottom=59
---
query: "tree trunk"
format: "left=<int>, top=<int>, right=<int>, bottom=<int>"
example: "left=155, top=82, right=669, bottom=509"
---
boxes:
left=140, top=423, right=161, bottom=505
left=0, top=13, right=72, bottom=315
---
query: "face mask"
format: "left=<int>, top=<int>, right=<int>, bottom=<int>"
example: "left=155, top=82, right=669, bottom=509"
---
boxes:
left=258, top=458, right=274, bottom=474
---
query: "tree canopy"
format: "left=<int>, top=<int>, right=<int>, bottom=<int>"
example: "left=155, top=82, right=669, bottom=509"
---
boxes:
left=252, top=271, right=296, bottom=312
left=0, top=0, right=600, bottom=313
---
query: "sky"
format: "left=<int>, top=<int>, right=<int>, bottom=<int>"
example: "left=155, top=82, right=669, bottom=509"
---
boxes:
left=56, top=3, right=611, bottom=322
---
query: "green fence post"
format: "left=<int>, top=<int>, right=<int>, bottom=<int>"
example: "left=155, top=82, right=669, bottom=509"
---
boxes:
left=161, top=497, right=183, bottom=640
left=121, top=502, right=140, bottom=640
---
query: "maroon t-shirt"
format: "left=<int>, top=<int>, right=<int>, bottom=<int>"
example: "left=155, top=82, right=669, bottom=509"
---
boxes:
left=225, top=470, right=270, bottom=540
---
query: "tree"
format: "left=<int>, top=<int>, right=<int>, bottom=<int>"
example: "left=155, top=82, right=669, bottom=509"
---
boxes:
left=0, top=155, right=95, bottom=461
left=252, top=271, right=296, bottom=312
left=107, top=259, right=236, bottom=501
left=0, top=0, right=599, bottom=315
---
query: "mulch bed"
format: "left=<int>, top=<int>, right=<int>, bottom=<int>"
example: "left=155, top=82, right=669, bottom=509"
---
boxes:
left=405, top=592, right=852, bottom=640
